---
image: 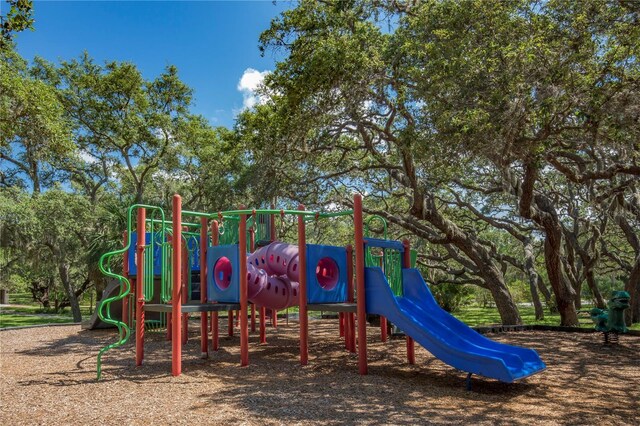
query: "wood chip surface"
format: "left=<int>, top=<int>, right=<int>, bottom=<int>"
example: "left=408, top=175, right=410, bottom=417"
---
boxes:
left=1, top=319, right=638, bottom=425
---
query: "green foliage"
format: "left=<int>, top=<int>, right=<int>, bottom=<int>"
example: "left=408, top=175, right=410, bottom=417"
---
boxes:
left=250, top=0, right=640, bottom=326
left=2, top=48, right=251, bottom=321
left=0, top=186, right=92, bottom=315
left=2, top=1, right=638, bottom=327
left=0, top=0, right=33, bottom=49
left=430, top=283, right=474, bottom=313
left=508, top=279, right=531, bottom=305
left=0, top=273, right=27, bottom=292
left=37, top=54, right=196, bottom=203
left=0, top=47, right=73, bottom=192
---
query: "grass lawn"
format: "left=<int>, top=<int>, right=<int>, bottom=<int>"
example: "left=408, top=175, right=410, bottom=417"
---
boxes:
left=1, top=296, right=93, bottom=328
left=2, top=294, right=639, bottom=331
left=453, top=305, right=574, bottom=327
left=452, top=304, right=640, bottom=330
left=0, top=313, right=75, bottom=328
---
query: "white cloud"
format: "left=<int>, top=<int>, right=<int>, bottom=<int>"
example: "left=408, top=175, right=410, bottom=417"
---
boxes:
left=79, top=150, right=98, bottom=164
left=152, top=127, right=173, bottom=141
left=326, top=202, right=340, bottom=212
left=237, top=68, right=270, bottom=110
left=153, top=170, right=189, bottom=181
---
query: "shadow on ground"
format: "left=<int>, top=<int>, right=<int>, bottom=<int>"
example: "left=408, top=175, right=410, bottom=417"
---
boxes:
left=5, top=319, right=640, bottom=425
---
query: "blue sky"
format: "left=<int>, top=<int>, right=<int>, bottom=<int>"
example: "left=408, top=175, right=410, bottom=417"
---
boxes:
left=13, top=0, right=292, bottom=128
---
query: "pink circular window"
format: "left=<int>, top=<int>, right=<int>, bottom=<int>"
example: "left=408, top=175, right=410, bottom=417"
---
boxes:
left=316, top=257, right=339, bottom=291
left=213, top=256, right=232, bottom=290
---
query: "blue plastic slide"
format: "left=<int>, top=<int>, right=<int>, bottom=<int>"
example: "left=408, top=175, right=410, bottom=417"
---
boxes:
left=365, top=267, right=546, bottom=382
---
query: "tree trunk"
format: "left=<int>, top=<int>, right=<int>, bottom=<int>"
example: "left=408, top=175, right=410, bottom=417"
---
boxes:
left=574, top=278, right=583, bottom=310
left=615, top=214, right=640, bottom=325
left=564, top=228, right=606, bottom=310
left=483, top=265, right=522, bottom=325
left=391, top=140, right=521, bottom=324
left=59, top=262, right=82, bottom=322
left=585, top=269, right=606, bottom=309
left=135, top=182, right=144, bottom=204
left=524, top=238, right=544, bottom=320
left=543, top=233, right=579, bottom=326
left=30, top=279, right=51, bottom=308
left=536, top=276, right=554, bottom=311
left=529, top=281, right=544, bottom=320
left=625, top=254, right=640, bottom=325
left=516, top=163, right=578, bottom=325
left=634, top=275, right=640, bottom=324
left=409, top=194, right=522, bottom=325
left=563, top=240, right=582, bottom=310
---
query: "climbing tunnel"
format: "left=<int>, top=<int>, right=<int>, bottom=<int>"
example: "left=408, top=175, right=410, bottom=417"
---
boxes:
left=207, top=241, right=347, bottom=308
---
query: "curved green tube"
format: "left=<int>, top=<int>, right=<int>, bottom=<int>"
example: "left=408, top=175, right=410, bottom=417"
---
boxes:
left=96, top=204, right=165, bottom=380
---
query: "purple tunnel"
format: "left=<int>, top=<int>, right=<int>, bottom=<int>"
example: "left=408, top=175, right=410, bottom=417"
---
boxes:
left=246, top=242, right=301, bottom=310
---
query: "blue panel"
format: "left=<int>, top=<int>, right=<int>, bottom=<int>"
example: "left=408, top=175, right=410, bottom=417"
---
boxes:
left=206, top=245, right=240, bottom=303
left=364, top=238, right=404, bottom=252
left=364, top=267, right=546, bottom=382
left=306, top=244, right=348, bottom=303
left=185, top=235, right=201, bottom=272
left=128, top=232, right=203, bottom=275
left=127, top=232, right=163, bottom=276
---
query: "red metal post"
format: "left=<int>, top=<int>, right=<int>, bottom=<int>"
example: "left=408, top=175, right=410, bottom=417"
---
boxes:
left=239, top=207, right=249, bottom=367
left=211, top=220, right=219, bottom=351
left=251, top=305, right=256, bottom=332
left=200, top=217, right=208, bottom=358
left=381, top=316, right=388, bottom=342
left=339, top=313, right=345, bottom=337
left=403, top=239, right=415, bottom=365
left=135, top=208, right=145, bottom=366
left=354, top=194, right=368, bottom=374
left=272, top=309, right=277, bottom=328
left=346, top=245, right=355, bottom=353
left=171, top=195, right=182, bottom=376
left=212, top=312, right=219, bottom=351
left=260, top=307, right=267, bottom=343
left=122, top=231, right=130, bottom=328
left=298, top=204, right=308, bottom=365
left=270, top=204, right=276, bottom=242
left=130, top=276, right=135, bottom=332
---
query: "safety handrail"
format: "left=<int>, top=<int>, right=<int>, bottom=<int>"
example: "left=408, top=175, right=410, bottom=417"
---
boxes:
left=364, top=215, right=387, bottom=240
left=219, top=208, right=353, bottom=217
left=364, top=237, right=404, bottom=297
left=364, top=237, right=405, bottom=252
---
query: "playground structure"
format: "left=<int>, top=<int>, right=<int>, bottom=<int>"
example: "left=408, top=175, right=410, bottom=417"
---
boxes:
left=97, top=194, right=546, bottom=384
left=590, top=290, right=631, bottom=344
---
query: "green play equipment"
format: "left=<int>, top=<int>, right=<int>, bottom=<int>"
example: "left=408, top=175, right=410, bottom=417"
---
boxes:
left=590, top=290, right=631, bottom=343
left=364, top=215, right=416, bottom=297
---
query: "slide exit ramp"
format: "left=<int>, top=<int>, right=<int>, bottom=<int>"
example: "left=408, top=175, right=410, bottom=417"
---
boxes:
left=365, top=267, right=546, bottom=383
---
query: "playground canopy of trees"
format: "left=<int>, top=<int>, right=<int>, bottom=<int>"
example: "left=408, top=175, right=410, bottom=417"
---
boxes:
left=1, top=0, right=638, bottom=326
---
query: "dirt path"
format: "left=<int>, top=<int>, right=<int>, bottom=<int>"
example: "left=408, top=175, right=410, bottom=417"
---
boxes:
left=0, top=320, right=638, bottom=425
